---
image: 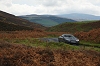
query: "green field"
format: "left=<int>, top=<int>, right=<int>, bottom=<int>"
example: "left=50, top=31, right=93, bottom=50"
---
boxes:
left=48, top=20, right=100, bottom=33
left=2, top=38, right=100, bottom=52
left=34, top=19, right=59, bottom=27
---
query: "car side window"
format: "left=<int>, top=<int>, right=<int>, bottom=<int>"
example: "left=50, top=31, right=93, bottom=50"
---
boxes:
left=64, top=35, right=69, bottom=37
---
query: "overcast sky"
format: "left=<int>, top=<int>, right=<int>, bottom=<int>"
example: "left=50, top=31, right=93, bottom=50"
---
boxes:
left=0, top=0, right=100, bottom=16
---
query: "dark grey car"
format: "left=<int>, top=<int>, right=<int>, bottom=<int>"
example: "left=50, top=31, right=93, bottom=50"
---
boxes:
left=58, top=34, right=79, bottom=44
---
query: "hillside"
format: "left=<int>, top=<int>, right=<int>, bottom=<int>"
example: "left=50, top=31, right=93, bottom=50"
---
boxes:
left=0, top=11, right=45, bottom=30
left=58, top=13, right=100, bottom=21
left=75, top=28, right=100, bottom=43
left=0, top=21, right=33, bottom=31
left=0, top=42, right=100, bottom=66
left=48, top=20, right=100, bottom=33
left=19, top=14, right=76, bottom=27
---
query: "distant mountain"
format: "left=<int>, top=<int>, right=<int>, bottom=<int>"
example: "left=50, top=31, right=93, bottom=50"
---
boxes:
left=19, top=15, right=76, bottom=27
left=58, top=13, right=100, bottom=21
left=47, top=20, right=100, bottom=33
left=0, top=11, right=45, bottom=31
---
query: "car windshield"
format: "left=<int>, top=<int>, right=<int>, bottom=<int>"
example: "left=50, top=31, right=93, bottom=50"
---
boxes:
left=64, top=35, right=72, bottom=37
left=64, top=35, right=77, bottom=40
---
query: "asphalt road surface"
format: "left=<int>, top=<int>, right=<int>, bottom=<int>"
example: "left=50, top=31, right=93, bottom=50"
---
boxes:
left=40, top=38, right=59, bottom=42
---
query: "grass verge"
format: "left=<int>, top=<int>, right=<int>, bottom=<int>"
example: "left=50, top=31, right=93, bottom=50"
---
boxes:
left=1, top=38, right=100, bottom=52
left=80, top=41, right=100, bottom=48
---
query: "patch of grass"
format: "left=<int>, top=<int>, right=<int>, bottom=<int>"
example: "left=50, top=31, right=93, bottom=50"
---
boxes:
left=2, top=38, right=100, bottom=52
left=80, top=41, right=100, bottom=48
left=48, top=20, right=100, bottom=33
left=35, top=19, right=59, bottom=27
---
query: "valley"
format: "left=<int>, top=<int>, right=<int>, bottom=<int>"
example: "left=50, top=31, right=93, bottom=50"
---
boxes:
left=0, top=10, right=100, bottom=66
left=19, top=14, right=76, bottom=27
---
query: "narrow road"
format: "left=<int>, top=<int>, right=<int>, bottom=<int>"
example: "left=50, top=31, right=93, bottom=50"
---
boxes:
left=39, top=38, right=100, bottom=48
left=39, top=38, right=58, bottom=42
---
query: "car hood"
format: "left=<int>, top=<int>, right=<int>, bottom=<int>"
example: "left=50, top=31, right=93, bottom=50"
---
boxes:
left=64, top=37, right=78, bottom=40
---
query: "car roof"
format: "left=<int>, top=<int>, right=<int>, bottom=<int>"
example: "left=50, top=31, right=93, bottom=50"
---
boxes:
left=62, top=34, right=73, bottom=36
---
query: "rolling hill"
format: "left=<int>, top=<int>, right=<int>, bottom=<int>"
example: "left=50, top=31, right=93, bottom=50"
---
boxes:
left=19, top=14, right=76, bottom=27
left=0, top=21, right=33, bottom=31
left=58, top=13, right=100, bottom=21
left=47, top=20, right=100, bottom=33
left=0, top=10, right=45, bottom=31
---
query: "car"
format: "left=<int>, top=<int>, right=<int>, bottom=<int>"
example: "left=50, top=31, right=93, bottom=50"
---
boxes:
left=58, top=34, right=79, bottom=44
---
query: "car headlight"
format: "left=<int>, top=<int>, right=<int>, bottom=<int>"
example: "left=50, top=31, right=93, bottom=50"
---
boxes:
left=76, top=39, right=79, bottom=41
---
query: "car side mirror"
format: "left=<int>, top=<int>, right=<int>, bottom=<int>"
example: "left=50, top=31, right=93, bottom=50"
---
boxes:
left=61, top=36, right=64, bottom=38
left=61, top=36, right=62, bottom=37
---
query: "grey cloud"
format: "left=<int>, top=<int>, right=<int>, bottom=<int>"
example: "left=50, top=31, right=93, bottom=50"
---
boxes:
left=4, top=2, right=12, bottom=7
left=42, top=0, right=60, bottom=6
left=0, top=0, right=100, bottom=16
left=0, top=0, right=12, bottom=7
